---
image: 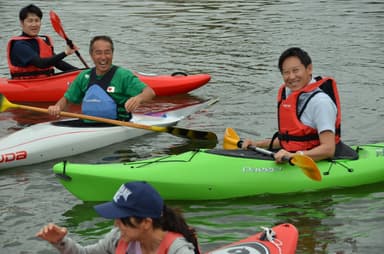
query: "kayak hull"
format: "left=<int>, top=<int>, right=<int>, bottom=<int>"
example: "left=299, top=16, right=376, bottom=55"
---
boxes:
left=206, top=223, right=298, bottom=254
left=0, top=99, right=215, bottom=169
left=0, top=70, right=210, bottom=102
left=53, top=144, right=384, bottom=201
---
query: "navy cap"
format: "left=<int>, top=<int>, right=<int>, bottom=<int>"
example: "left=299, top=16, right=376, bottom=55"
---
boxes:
left=94, top=182, right=163, bottom=219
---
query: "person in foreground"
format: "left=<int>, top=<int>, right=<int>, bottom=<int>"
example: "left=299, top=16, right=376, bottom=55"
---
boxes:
left=48, top=35, right=155, bottom=121
left=7, top=4, right=78, bottom=79
left=242, top=47, right=358, bottom=162
left=36, top=181, right=200, bottom=254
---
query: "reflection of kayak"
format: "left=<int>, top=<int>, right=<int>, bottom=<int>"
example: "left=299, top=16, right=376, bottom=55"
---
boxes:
left=0, top=98, right=216, bottom=170
left=0, top=69, right=211, bottom=102
left=53, top=144, right=384, bottom=201
left=206, top=223, right=298, bottom=254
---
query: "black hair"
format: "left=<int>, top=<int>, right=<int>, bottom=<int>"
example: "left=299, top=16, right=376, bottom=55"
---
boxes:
left=19, top=4, right=42, bottom=21
left=278, top=47, right=312, bottom=73
left=121, top=205, right=200, bottom=254
left=89, top=35, right=114, bottom=54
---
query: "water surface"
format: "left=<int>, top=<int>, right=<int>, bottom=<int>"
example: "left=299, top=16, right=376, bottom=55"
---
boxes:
left=0, top=0, right=383, bottom=253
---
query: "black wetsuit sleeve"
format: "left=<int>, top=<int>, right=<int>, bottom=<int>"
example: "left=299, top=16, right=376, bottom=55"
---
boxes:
left=55, top=59, right=79, bottom=71
left=29, top=52, right=78, bottom=71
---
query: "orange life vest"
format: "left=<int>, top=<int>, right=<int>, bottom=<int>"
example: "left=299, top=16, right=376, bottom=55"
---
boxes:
left=7, top=35, right=55, bottom=79
left=276, top=76, right=341, bottom=152
left=115, top=231, right=183, bottom=254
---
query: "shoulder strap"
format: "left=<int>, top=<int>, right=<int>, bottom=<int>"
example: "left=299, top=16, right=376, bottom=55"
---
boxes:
left=115, top=238, right=129, bottom=254
left=88, top=65, right=118, bottom=90
left=297, top=90, right=322, bottom=118
left=39, top=35, right=52, bottom=46
left=157, top=232, right=183, bottom=254
left=269, top=132, right=279, bottom=151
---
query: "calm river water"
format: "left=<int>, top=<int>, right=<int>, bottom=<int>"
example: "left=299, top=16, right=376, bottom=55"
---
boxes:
left=1, top=0, right=383, bottom=253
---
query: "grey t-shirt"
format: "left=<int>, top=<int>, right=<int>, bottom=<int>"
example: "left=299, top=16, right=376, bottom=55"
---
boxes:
left=52, top=227, right=195, bottom=254
left=285, top=77, right=337, bottom=134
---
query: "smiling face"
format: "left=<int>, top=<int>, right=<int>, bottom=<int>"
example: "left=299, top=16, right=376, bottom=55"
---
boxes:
left=281, top=56, right=313, bottom=91
left=90, top=39, right=114, bottom=75
left=20, top=13, right=41, bottom=37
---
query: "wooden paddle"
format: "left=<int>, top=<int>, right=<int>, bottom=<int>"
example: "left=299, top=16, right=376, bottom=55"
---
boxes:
left=49, top=10, right=89, bottom=68
left=0, top=94, right=217, bottom=141
left=223, top=127, right=322, bottom=181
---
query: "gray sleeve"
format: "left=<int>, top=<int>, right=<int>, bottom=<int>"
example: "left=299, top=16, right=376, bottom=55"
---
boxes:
left=310, top=93, right=337, bottom=133
left=52, top=227, right=120, bottom=254
left=167, top=237, right=195, bottom=254
left=301, top=92, right=337, bottom=132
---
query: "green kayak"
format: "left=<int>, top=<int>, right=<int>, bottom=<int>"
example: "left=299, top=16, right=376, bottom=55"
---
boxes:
left=53, top=143, right=384, bottom=201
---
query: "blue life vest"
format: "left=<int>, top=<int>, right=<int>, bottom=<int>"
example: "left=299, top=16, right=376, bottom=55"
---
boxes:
left=82, top=84, right=117, bottom=119
left=81, top=66, right=118, bottom=119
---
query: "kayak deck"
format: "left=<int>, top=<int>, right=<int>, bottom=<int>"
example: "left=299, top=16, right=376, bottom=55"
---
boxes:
left=53, top=143, right=384, bottom=201
left=206, top=223, right=298, bottom=254
left=0, top=98, right=217, bottom=169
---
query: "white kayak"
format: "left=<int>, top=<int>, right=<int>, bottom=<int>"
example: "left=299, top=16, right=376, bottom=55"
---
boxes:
left=0, top=98, right=217, bottom=170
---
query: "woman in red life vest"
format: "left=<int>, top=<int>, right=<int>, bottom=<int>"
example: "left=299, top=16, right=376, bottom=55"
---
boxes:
left=36, top=182, right=200, bottom=254
left=7, top=4, right=79, bottom=79
left=242, top=47, right=357, bottom=162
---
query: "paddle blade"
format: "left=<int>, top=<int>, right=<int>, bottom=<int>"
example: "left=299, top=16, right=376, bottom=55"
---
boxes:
left=223, top=127, right=241, bottom=149
left=169, top=127, right=217, bottom=141
left=49, top=10, right=89, bottom=68
left=290, top=154, right=322, bottom=181
left=0, top=94, right=17, bottom=112
left=152, top=126, right=218, bottom=141
left=49, top=10, right=67, bottom=39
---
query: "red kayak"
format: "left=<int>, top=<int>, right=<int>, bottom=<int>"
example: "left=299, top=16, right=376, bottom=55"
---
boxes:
left=206, top=223, right=298, bottom=254
left=0, top=69, right=210, bottom=102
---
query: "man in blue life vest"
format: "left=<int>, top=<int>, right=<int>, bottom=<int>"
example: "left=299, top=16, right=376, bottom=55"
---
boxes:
left=7, top=4, right=78, bottom=79
left=241, top=47, right=358, bottom=161
left=47, top=35, right=155, bottom=121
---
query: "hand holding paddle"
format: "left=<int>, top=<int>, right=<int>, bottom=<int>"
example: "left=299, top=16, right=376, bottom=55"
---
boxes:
left=0, top=94, right=217, bottom=142
left=223, top=127, right=322, bottom=181
left=49, top=10, right=89, bottom=68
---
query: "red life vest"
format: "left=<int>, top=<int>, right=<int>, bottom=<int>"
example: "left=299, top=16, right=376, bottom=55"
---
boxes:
left=7, top=35, right=55, bottom=79
left=115, top=231, right=183, bottom=254
left=276, top=76, right=341, bottom=152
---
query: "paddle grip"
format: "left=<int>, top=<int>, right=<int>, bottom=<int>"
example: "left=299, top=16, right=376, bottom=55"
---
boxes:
left=66, top=38, right=74, bottom=49
left=239, top=140, right=276, bottom=159
left=66, top=38, right=89, bottom=68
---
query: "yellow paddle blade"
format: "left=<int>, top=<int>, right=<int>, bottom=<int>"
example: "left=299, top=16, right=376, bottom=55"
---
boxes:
left=223, top=127, right=241, bottom=149
left=290, top=154, right=322, bottom=181
left=0, top=94, right=17, bottom=112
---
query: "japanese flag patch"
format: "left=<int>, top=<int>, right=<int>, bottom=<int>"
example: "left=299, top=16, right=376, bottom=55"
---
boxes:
left=107, top=86, right=115, bottom=93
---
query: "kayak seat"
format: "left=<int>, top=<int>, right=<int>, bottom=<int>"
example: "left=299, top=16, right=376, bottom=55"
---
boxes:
left=51, top=119, right=115, bottom=128
left=206, top=149, right=274, bottom=160
left=334, top=141, right=359, bottom=160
